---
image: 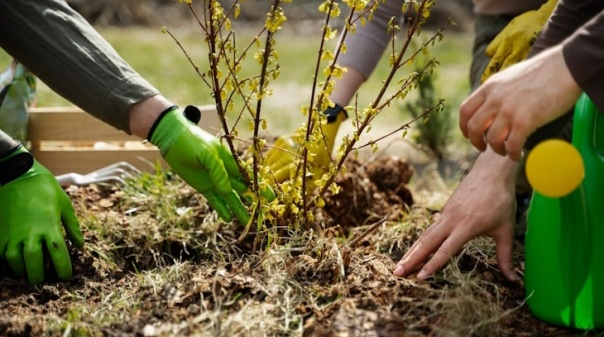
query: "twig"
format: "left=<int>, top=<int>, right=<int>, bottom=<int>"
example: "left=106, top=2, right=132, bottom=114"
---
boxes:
left=355, top=99, right=444, bottom=150
left=346, top=217, right=388, bottom=248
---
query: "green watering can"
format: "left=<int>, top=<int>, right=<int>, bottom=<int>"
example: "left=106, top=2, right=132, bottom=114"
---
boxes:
left=525, top=93, right=604, bottom=329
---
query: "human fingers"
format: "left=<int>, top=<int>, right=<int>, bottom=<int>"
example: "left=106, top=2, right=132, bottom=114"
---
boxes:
left=507, top=104, right=549, bottom=162
left=459, top=89, right=486, bottom=138
left=493, top=227, right=518, bottom=282
left=484, top=114, right=511, bottom=156
left=415, top=233, right=468, bottom=279
left=504, top=126, right=529, bottom=162
left=465, top=105, right=494, bottom=152
left=393, top=220, right=449, bottom=277
left=481, top=60, right=498, bottom=84
left=266, top=143, right=296, bottom=184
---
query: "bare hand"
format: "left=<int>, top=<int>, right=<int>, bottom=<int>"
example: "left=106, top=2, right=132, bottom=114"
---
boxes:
left=394, top=149, right=520, bottom=281
left=460, top=46, right=581, bottom=161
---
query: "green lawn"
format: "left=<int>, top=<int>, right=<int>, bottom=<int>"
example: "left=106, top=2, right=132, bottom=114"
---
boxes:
left=0, top=21, right=472, bottom=141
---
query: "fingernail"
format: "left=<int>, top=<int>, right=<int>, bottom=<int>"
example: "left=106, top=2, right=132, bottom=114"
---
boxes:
left=416, top=269, right=428, bottom=280
left=394, top=265, right=405, bottom=277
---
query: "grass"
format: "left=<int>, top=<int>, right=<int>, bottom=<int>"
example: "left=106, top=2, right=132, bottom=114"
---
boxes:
left=0, top=10, right=591, bottom=337
left=0, top=159, right=572, bottom=337
left=0, top=21, right=472, bottom=139
left=1, top=20, right=475, bottom=203
left=33, top=171, right=532, bottom=337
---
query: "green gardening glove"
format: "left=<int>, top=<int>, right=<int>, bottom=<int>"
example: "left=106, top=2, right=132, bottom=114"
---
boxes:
left=481, top=0, right=557, bottom=83
left=0, top=145, right=84, bottom=284
left=149, top=106, right=268, bottom=225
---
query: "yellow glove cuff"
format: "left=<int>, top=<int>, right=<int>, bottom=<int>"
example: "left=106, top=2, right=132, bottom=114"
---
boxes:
left=324, top=103, right=348, bottom=123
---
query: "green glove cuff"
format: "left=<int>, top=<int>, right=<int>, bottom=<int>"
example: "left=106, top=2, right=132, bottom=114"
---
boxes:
left=146, top=105, right=179, bottom=141
left=324, top=103, right=348, bottom=123
left=0, top=144, right=34, bottom=186
left=148, top=106, right=194, bottom=156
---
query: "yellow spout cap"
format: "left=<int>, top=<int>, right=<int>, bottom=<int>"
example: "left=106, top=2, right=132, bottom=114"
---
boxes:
left=525, top=139, right=585, bottom=198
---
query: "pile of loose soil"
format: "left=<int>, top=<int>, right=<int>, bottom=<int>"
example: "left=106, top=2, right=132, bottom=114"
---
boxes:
left=0, top=156, right=588, bottom=337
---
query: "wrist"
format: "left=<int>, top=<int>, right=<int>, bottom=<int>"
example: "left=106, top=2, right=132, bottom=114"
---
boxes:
left=475, top=147, right=521, bottom=182
left=128, top=95, right=175, bottom=139
left=323, top=103, right=348, bottom=123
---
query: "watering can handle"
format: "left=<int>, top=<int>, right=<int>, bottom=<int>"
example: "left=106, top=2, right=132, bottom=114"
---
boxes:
left=572, top=94, right=604, bottom=156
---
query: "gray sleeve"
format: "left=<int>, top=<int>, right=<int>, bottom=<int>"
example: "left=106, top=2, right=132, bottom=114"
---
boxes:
left=0, top=130, right=17, bottom=156
left=336, top=0, right=404, bottom=80
left=0, top=0, right=160, bottom=134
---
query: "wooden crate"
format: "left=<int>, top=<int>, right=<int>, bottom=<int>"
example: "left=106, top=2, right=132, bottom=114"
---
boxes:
left=28, top=105, right=220, bottom=175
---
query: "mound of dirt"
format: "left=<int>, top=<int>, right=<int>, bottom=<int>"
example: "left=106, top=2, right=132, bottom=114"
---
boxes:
left=322, top=156, right=414, bottom=232
left=0, top=156, right=585, bottom=337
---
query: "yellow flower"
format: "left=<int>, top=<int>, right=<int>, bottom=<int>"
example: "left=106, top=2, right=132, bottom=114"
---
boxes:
left=266, top=9, right=287, bottom=33
left=343, top=0, right=367, bottom=11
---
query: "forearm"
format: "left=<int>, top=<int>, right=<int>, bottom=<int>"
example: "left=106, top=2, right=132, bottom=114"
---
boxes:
left=561, top=5, right=604, bottom=111
left=336, top=0, right=403, bottom=79
left=329, top=1, right=403, bottom=107
left=531, top=0, right=604, bottom=110
left=0, top=0, right=160, bottom=134
left=472, top=146, right=521, bottom=188
left=329, top=67, right=365, bottom=106
left=0, top=94, right=169, bottom=151
left=530, top=0, right=602, bottom=56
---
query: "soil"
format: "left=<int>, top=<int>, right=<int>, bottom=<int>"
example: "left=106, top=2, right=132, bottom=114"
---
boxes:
left=0, top=155, right=597, bottom=337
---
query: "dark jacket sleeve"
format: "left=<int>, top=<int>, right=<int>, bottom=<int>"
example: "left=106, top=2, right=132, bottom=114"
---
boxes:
left=562, top=10, right=604, bottom=111
left=531, top=0, right=604, bottom=111
left=0, top=0, right=160, bottom=134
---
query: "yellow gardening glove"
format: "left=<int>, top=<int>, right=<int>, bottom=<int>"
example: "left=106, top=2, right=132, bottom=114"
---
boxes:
left=481, top=0, right=557, bottom=83
left=266, top=104, right=347, bottom=188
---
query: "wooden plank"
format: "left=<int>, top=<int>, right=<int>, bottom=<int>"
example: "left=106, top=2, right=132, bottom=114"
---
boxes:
left=28, top=109, right=136, bottom=142
left=27, top=105, right=222, bottom=175
left=28, top=105, right=221, bottom=142
left=32, top=149, right=166, bottom=175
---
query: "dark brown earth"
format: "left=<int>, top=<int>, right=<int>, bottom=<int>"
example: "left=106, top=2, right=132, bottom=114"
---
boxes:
left=0, top=156, right=597, bottom=337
